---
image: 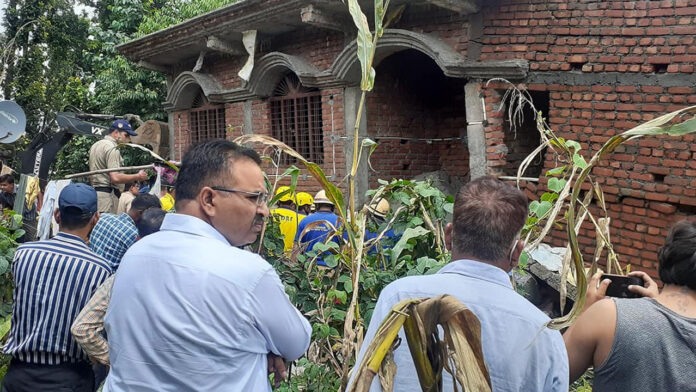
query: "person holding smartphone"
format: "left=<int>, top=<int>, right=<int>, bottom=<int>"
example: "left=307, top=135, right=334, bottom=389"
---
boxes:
left=564, top=219, right=696, bottom=392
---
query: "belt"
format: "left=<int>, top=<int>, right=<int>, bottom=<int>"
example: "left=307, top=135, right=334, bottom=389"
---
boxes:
left=94, top=187, right=116, bottom=193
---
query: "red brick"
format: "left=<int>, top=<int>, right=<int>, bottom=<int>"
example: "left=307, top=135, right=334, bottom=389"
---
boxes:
left=649, top=202, right=677, bottom=215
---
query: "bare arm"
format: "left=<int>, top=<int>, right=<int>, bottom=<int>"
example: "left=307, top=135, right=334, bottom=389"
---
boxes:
left=108, top=170, right=148, bottom=185
left=564, top=272, right=616, bottom=382
left=71, top=276, right=114, bottom=365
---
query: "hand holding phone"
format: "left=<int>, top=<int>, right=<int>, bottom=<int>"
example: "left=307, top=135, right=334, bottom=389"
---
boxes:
left=601, top=274, right=645, bottom=298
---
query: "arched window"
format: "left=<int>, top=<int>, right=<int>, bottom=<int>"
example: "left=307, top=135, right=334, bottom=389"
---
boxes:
left=269, top=74, right=324, bottom=164
left=189, top=89, right=226, bottom=144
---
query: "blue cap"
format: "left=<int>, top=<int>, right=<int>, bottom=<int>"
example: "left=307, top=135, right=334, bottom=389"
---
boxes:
left=110, top=119, right=137, bottom=136
left=59, top=183, right=98, bottom=217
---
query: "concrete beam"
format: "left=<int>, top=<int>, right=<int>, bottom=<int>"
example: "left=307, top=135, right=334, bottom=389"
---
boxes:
left=426, top=0, right=480, bottom=14
left=136, top=60, right=170, bottom=73
left=206, top=35, right=246, bottom=56
left=192, top=50, right=208, bottom=73
left=344, top=86, right=369, bottom=204
left=527, top=71, right=696, bottom=87
left=464, top=82, right=487, bottom=179
left=300, top=5, right=350, bottom=32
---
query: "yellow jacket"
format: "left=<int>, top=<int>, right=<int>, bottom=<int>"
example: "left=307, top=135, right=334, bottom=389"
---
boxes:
left=271, top=207, right=305, bottom=252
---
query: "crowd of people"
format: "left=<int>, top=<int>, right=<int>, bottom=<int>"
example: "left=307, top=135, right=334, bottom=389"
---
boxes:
left=1, top=137, right=694, bottom=392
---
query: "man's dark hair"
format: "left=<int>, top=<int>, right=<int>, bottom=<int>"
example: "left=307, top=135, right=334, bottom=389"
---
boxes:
left=658, top=219, right=696, bottom=290
left=175, top=139, right=262, bottom=202
left=0, top=174, right=14, bottom=184
left=451, top=176, right=528, bottom=263
left=125, top=182, right=134, bottom=190
left=130, top=193, right=161, bottom=212
left=60, top=209, right=94, bottom=230
left=136, top=207, right=167, bottom=237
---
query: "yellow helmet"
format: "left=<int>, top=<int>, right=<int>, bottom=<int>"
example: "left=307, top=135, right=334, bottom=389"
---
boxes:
left=314, top=190, right=334, bottom=206
left=367, top=198, right=390, bottom=218
left=275, top=186, right=295, bottom=203
left=296, top=192, right=314, bottom=207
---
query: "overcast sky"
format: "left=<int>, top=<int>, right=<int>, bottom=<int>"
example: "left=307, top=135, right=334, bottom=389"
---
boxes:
left=0, top=0, right=6, bottom=33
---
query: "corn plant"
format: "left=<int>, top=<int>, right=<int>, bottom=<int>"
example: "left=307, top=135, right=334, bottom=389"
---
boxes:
left=236, top=1, right=496, bottom=390
left=502, top=80, right=696, bottom=329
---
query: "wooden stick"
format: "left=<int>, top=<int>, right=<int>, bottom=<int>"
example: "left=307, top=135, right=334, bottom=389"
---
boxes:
left=64, top=164, right=155, bottom=179
left=497, top=175, right=540, bottom=183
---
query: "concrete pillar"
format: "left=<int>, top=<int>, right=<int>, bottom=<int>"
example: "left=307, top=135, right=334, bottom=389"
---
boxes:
left=243, top=100, right=253, bottom=134
left=343, top=86, right=369, bottom=204
left=167, top=112, right=176, bottom=160
left=465, top=81, right=487, bottom=179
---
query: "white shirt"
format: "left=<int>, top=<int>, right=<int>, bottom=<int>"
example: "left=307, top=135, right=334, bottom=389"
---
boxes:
left=104, top=213, right=311, bottom=391
left=351, top=259, right=568, bottom=392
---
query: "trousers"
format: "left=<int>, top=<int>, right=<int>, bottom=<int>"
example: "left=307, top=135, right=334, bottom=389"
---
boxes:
left=1, top=358, right=95, bottom=392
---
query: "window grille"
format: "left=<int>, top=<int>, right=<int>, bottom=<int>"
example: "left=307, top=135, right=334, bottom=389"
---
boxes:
left=189, top=90, right=226, bottom=144
left=269, top=74, right=324, bottom=164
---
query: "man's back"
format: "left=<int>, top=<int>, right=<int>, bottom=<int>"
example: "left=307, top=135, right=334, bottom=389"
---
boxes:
left=104, top=213, right=311, bottom=391
left=271, top=207, right=305, bottom=252
left=89, top=137, right=120, bottom=188
left=593, top=297, right=696, bottom=392
left=117, top=192, right=135, bottom=214
left=89, top=213, right=138, bottom=270
left=355, top=260, right=568, bottom=392
left=296, top=211, right=338, bottom=245
left=3, top=233, right=111, bottom=364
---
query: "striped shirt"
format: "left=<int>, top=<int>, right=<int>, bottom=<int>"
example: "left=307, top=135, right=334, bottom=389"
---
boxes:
left=3, top=232, right=112, bottom=365
left=89, top=213, right=138, bottom=271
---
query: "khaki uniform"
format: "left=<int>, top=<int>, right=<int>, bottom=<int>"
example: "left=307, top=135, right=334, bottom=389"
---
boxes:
left=89, top=136, right=122, bottom=213
left=117, top=191, right=136, bottom=214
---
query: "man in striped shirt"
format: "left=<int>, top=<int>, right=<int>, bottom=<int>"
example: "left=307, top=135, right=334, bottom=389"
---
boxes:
left=2, top=183, right=111, bottom=392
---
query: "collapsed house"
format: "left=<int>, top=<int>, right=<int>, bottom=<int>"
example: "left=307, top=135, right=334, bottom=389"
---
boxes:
left=117, top=0, right=696, bottom=274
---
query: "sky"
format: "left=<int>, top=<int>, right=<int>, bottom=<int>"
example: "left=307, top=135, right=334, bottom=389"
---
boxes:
left=0, top=1, right=94, bottom=34
left=0, top=0, right=6, bottom=33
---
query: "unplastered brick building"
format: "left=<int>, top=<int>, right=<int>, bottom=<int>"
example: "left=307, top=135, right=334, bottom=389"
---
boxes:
left=118, top=0, right=696, bottom=276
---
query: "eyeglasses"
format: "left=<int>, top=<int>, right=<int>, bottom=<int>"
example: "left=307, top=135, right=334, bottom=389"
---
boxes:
left=211, top=186, right=269, bottom=206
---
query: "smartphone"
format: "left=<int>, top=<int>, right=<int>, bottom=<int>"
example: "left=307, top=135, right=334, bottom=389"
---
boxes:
left=601, top=274, right=645, bottom=298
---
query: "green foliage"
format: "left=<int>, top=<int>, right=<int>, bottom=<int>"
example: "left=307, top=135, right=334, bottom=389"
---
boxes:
left=52, top=135, right=92, bottom=179
left=261, top=179, right=452, bottom=390
left=0, top=210, right=23, bottom=316
left=136, top=0, right=240, bottom=36
left=0, top=209, right=24, bottom=380
left=570, top=370, right=594, bottom=392
left=2, top=0, right=92, bottom=139
left=275, top=358, right=342, bottom=392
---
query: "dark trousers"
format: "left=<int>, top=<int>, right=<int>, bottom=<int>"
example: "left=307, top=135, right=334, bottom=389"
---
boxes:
left=1, top=358, right=95, bottom=392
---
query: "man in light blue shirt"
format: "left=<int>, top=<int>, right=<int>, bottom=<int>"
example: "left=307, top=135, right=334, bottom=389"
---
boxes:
left=351, top=176, right=568, bottom=391
left=103, top=140, right=311, bottom=391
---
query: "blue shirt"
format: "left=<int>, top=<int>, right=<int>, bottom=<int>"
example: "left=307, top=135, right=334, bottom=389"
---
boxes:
left=104, top=213, right=311, bottom=392
left=89, top=213, right=138, bottom=270
left=351, top=259, right=569, bottom=392
left=295, top=211, right=340, bottom=266
left=3, top=233, right=111, bottom=364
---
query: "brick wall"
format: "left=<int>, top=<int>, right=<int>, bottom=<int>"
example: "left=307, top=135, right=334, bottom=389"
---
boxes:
left=163, top=0, right=696, bottom=277
left=479, top=0, right=696, bottom=277
left=366, top=49, right=469, bottom=189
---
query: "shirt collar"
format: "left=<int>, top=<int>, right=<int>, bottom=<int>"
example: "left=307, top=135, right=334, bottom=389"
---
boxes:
left=438, top=259, right=513, bottom=289
left=54, top=232, right=89, bottom=247
left=160, top=213, right=230, bottom=244
left=118, top=212, right=135, bottom=225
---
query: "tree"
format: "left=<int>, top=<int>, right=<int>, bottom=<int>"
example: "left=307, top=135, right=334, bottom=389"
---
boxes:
left=1, top=0, right=92, bottom=139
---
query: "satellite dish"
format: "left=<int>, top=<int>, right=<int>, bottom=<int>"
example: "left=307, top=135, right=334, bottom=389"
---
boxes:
left=0, top=101, right=26, bottom=144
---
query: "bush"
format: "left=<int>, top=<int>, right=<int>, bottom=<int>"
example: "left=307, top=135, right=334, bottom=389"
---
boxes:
left=262, top=179, right=453, bottom=390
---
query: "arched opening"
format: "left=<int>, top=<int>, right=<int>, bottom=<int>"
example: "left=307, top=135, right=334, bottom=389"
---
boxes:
left=188, top=88, right=226, bottom=144
left=269, top=73, right=324, bottom=164
left=366, top=49, right=468, bottom=192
